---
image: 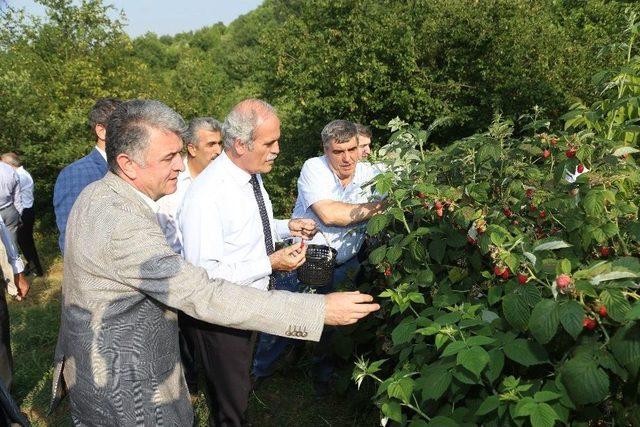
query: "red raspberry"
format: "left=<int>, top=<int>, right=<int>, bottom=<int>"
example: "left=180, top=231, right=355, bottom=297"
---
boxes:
left=566, top=148, right=577, bottom=158
left=550, top=137, right=558, bottom=146
left=384, top=268, right=392, bottom=277
left=582, top=317, right=597, bottom=330
left=539, top=210, right=547, bottom=219
left=494, top=265, right=505, bottom=276
left=466, top=236, right=477, bottom=245
left=526, top=189, right=534, bottom=199
left=503, top=208, right=513, bottom=218
left=543, top=149, right=550, bottom=159
left=417, top=192, right=426, bottom=199
left=598, top=305, right=607, bottom=317
left=501, top=269, right=510, bottom=280
left=517, top=273, right=528, bottom=284
left=555, top=274, right=572, bottom=289
left=434, top=201, right=443, bottom=210
left=577, top=164, right=585, bottom=173
left=599, top=246, right=611, bottom=257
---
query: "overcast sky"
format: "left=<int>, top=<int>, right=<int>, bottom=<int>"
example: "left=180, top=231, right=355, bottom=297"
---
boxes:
left=4, top=0, right=263, bottom=37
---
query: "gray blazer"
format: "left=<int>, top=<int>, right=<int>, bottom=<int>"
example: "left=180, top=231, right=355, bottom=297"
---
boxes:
left=52, top=172, right=325, bottom=426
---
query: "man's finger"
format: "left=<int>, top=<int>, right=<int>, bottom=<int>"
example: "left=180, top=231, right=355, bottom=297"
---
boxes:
left=350, top=302, right=380, bottom=314
left=348, top=293, right=375, bottom=303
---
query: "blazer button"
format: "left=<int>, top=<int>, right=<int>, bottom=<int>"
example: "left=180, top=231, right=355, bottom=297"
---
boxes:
left=302, top=332, right=308, bottom=337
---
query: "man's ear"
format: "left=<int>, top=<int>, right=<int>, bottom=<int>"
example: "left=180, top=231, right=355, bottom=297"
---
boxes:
left=95, top=124, right=107, bottom=141
left=233, top=139, right=248, bottom=155
left=186, top=143, right=197, bottom=157
left=116, top=153, right=138, bottom=180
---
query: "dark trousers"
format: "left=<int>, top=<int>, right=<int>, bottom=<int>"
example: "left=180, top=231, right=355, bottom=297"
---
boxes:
left=0, top=287, right=12, bottom=390
left=185, top=319, right=254, bottom=427
left=178, top=312, right=199, bottom=395
left=17, top=208, right=42, bottom=276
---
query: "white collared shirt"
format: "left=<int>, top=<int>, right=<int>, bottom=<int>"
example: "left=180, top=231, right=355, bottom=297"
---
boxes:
left=157, top=157, right=194, bottom=253
left=292, top=156, right=381, bottom=264
left=95, top=145, right=107, bottom=162
left=178, top=151, right=290, bottom=290
left=16, top=166, right=34, bottom=209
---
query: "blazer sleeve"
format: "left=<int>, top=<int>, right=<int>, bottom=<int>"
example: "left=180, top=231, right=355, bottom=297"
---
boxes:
left=108, top=213, right=326, bottom=341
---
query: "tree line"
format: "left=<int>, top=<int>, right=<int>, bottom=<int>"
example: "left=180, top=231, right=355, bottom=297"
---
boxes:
left=0, top=0, right=635, bottom=226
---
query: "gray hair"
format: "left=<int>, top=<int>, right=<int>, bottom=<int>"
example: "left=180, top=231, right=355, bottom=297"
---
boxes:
left=355, top=123, right=372, bottom=138
left=106, top=99, right=186, bottom=173
left=183, top=117, right=222, bottom=147
left=321, top=120, right=358, bottom=149
left=89, top=98, right=122, bottom=129
left=1, top=152, right=21, bottom=167
left=222, top=99, right=276, bottom=151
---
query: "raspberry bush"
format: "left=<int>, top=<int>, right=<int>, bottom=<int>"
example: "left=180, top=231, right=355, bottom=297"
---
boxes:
left=353, top=13, right=640, bottom=426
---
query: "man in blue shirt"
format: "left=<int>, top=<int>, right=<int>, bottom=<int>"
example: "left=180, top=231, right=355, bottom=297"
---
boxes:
left=53, top=98, right=121, bottom=253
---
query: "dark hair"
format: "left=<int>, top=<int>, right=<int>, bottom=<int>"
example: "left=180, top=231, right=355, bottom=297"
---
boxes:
left=183, top=117, right=222, bottom=147
left=106, top=99, right=186, bottom=173
left=355, top=123, right=372, bottom=138
left=89, top=98, right=122, bottom=129
left=321, top=120, right=358, bottom=149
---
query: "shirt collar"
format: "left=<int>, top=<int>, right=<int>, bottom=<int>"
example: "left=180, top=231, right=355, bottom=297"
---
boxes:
left=95, top=145, right=107, bottom=161
left=179, top=157, right=192, bottom=182
left=219, top=151, right=253, bottom=187
left=131, top=187, right=159, bottom=214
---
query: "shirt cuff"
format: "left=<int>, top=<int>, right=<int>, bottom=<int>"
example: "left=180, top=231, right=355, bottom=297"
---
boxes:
left=275, top=219, right=292, bottom=240
left=11, top=257, right=24, bottom=275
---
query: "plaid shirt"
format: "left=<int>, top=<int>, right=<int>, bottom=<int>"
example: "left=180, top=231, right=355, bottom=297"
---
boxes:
left=53, top=148, right=108, bottom=253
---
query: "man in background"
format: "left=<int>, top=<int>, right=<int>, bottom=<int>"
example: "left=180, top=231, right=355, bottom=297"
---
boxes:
left=157, top=116, right=223, bottom=396
left=355, top=123, right=372, bottom=160
left=2, top=153, right=43, bottom=277
left=53, top=97, right=121, bottom=253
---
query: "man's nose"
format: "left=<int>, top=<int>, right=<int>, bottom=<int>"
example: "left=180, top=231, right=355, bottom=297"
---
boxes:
left=174, top=155, right=185, bottom=171
left=272, top=141, right=280, bottom=154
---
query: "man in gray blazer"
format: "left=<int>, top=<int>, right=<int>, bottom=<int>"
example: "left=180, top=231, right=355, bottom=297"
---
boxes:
left=51, top=99, right=379, bottom=426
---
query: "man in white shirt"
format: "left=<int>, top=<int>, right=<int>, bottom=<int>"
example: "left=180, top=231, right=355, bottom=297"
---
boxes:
left=253, top=119, right=385, bottom=396
left=156, top=117, right=223, bottom=397
left=179, top=99, right=318, bottom=427
left=0, top=214, right=30, bottom=392
left=2, top=153, right=43, bottom=277
left=158, top=117, right=223, bottom=253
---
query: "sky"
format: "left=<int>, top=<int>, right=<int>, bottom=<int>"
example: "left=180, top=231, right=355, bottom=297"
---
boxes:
left=4, top=0, right=263, bottom=37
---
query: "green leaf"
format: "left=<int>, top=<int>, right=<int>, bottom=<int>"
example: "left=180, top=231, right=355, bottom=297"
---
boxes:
left=502, top=293, right=531, bottom=331
left=366, top=214, right=389, bottom=235
left=476, top=395, right=500, bottom=416
left=557, top=258, right=572, bottom=275
left=465, top=335, right=496, bottom=347
left=386, top=245, right=403, bottom=263
left=561, top=359, right=609, bottom=405
left=600, top=289, right=631, bottom=322
left=533, top=240, right=572, bottom=252
left=559, top=300, right=585, bottom=340
left=529, top=299, right=559, bottom=344
left=368, top=245, right=387, bottom=265
left=583, top=190, right=606, bottom=218
left=426, top=416, right=458, bottom=427
left=488, top=286, right=502, bottom=306
left=504, top=339, right=550, bottom=367
left=515, top=283, right=542, bottom=307
left=428, top=238, right=446, bottom=264
left=381, top=400, right=402, bottom=423
left=457, top=346, right=490, bottom=377
left=625, top=302, right=640, bottom=320
left=391, top=319, right=417, bottom=346
left=591, top=271, right=638, bottom=285
left=485, top=349, right=505, bottom=384
left=610, top=322, right=640, bottom=377
left=534, top=391, right=561, bottom=403
left=441, top=340, right=467, bottom=357
left=387, top=377, right=414, bottom=403
left=528, top=402, right=560, bottom=427
left=419, top=367, right=452, bottom=401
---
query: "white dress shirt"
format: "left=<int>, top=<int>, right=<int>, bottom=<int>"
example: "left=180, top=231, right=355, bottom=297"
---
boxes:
left=95, top=145, right=107, bottom=162
left=0, top=162, right=22, bottom=214
left=16, top=166, right=34, bottom=209
left=179, top=151, right=291, bottom=290
left=292, top=156, right=381, bottom=264
left=157, top=157, right=194, bottom=253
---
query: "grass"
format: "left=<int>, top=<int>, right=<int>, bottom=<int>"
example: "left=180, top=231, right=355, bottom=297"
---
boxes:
left=8, top=229, right=378, bottom=426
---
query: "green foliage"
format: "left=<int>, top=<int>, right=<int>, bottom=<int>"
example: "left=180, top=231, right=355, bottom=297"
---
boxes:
left=352, top=16, right=640, bottom=425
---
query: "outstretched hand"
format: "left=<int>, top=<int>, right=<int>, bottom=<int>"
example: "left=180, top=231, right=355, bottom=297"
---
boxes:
left=324, top=291, right=380, bottom=325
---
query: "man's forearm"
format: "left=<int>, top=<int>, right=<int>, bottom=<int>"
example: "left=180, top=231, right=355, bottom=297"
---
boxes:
left=313, top=200, right=385, bottom=227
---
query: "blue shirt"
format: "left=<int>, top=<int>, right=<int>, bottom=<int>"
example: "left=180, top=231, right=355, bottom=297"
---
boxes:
left=53, top=147, right=108, bottom=253
left=0, top=162, right=22, bottom=213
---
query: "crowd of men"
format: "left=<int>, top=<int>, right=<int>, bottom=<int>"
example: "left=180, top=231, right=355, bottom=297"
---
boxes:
left=1, top=97, right=385, bottom=426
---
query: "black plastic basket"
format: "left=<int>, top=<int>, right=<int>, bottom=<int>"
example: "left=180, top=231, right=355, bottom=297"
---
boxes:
left=297, top=233, right=337, bottom=287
